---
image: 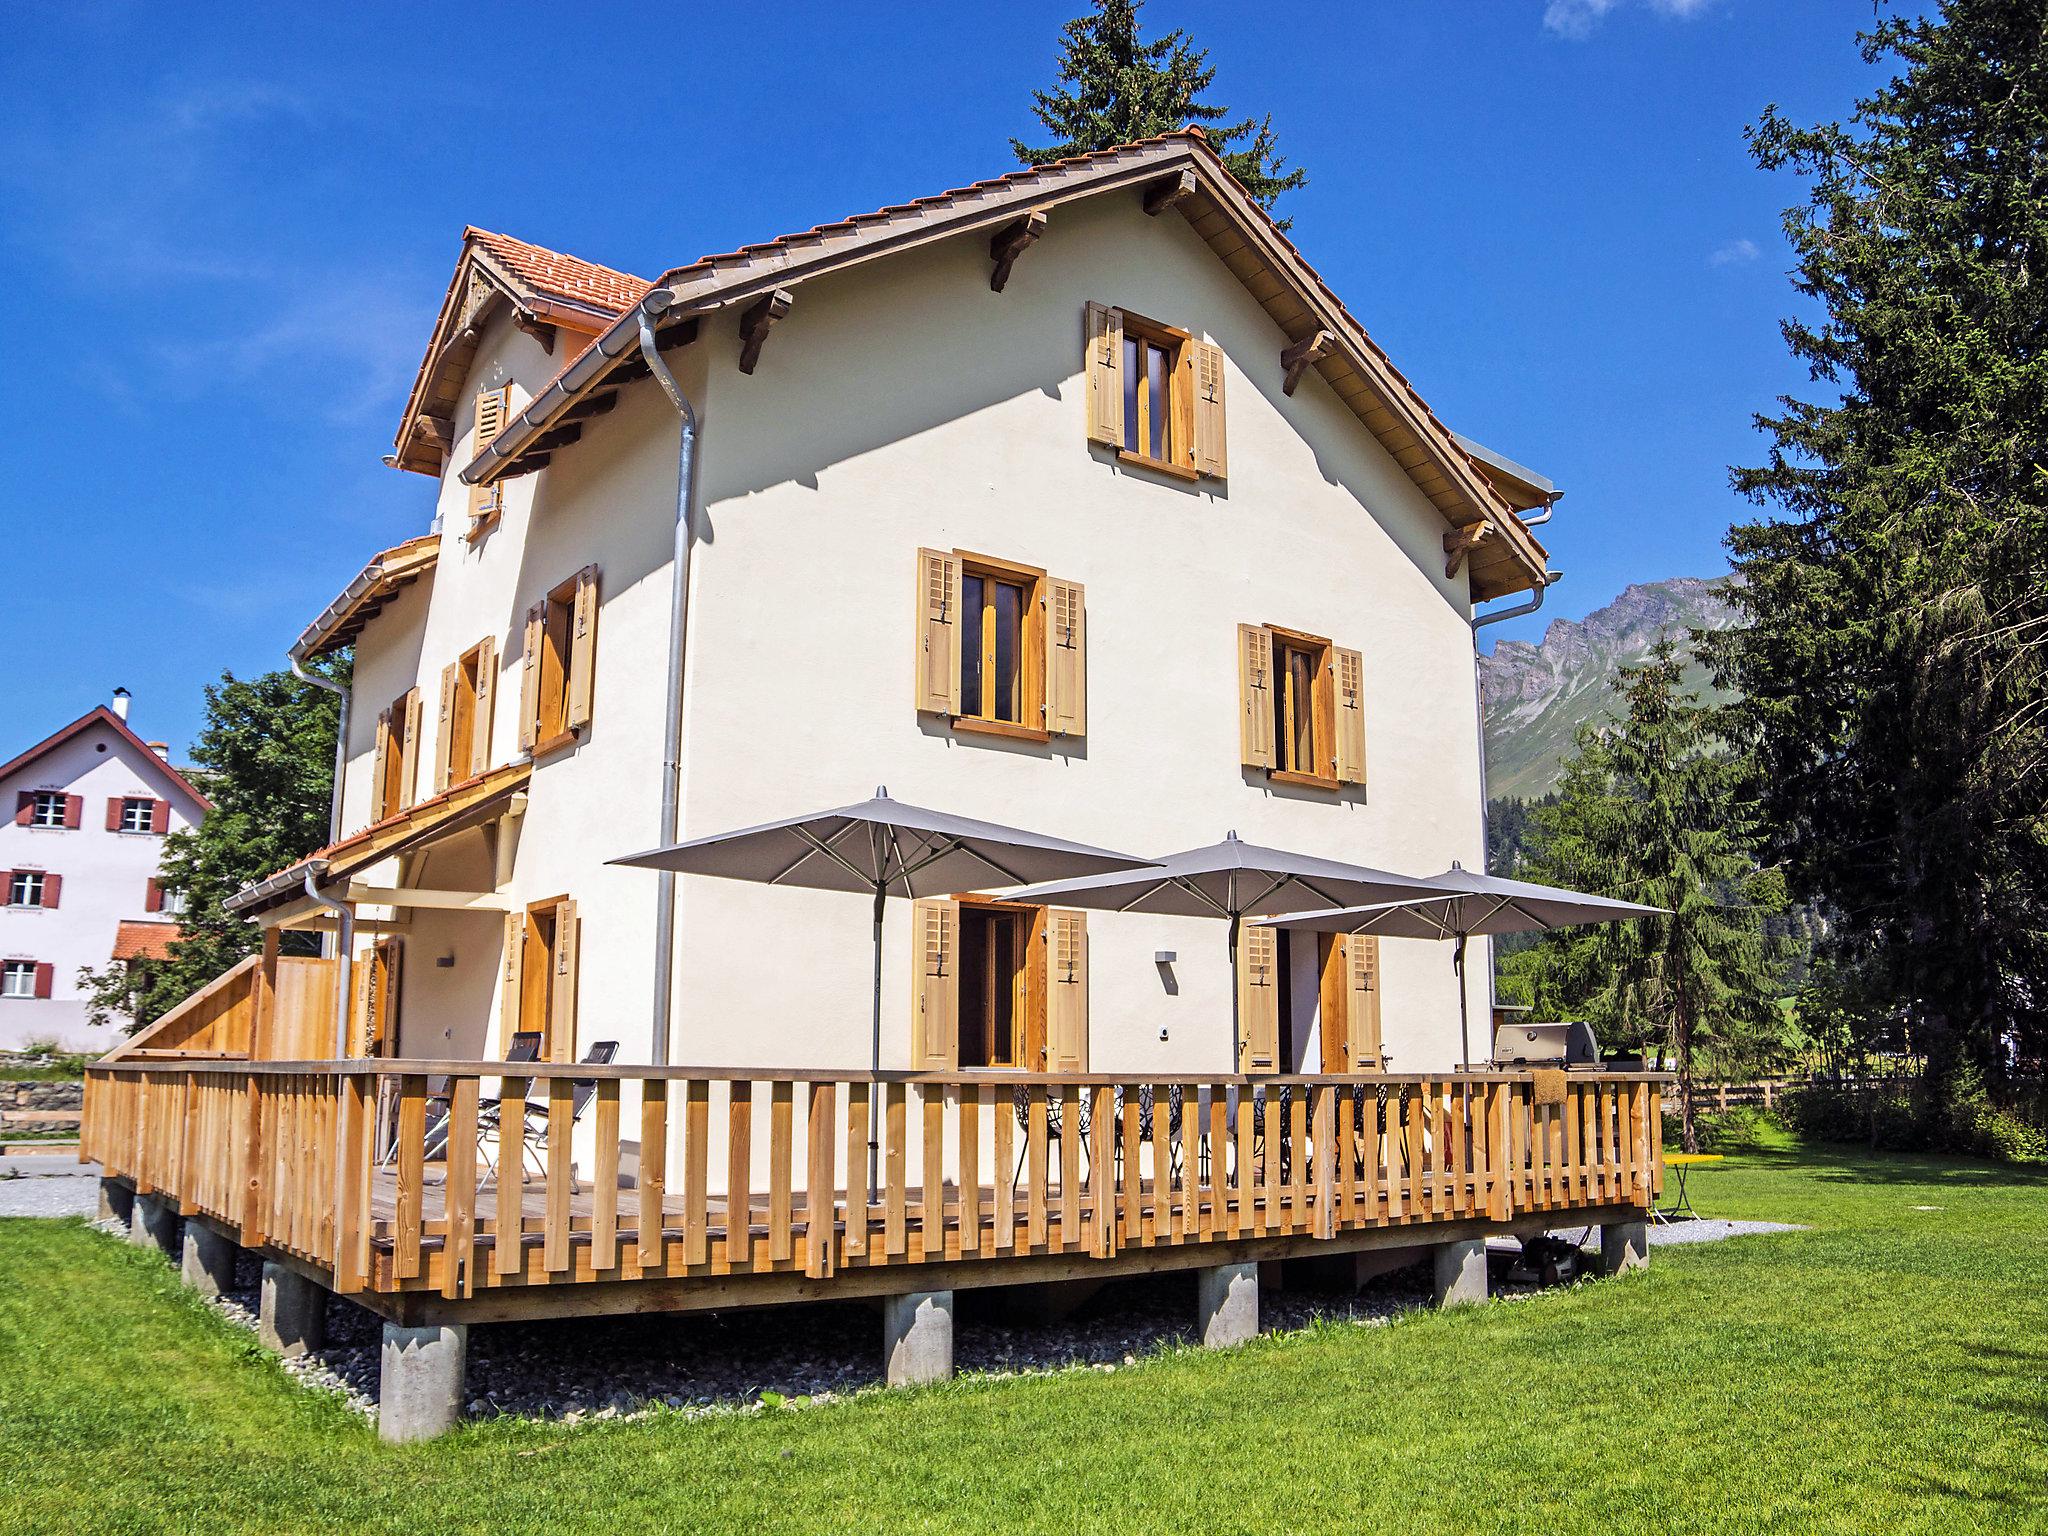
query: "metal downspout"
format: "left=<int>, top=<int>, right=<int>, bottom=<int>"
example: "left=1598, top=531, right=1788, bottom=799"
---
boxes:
left=291, top=657, right=349, bottom=848
left=302, top=869, right=354, bottom=1057
left=637, top=293, right=700, bottom=1069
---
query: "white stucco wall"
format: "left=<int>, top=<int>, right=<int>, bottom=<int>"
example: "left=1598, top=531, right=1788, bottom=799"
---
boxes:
left=340, top=191, right=1491, bottom=1086
left=0, top=716, right=206, bottom=1051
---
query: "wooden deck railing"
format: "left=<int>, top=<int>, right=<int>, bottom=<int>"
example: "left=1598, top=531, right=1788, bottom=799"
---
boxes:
left=84, top=1062, right=1663, bottom=1302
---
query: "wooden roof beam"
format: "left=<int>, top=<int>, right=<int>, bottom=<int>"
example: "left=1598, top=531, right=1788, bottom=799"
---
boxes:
left=1443, top=522, right=1492, bottom=579
left=526, top=422, right=583, bottom=453
left=512, top=311, right=558, bottom=355
left=988, top=209, right=1048, bottom=292
left=1281, top=329, right=1336, bottom=397
left=562, top=389, right=620, bottom=422
left=1143, top=168, right=1197, bottom=217
left=737, top=289, right=794, bottom=375
left=413, top=412, right=453, bottom=447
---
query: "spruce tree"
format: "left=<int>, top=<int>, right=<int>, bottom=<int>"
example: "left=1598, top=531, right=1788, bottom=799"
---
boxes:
left=1709, top=0, right=2048, bottom=1100
left=1014, top=0, right=1306, bottom=225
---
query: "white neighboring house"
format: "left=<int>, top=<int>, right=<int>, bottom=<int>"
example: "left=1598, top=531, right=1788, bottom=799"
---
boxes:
left=0, top=694, right=211, bottom=1052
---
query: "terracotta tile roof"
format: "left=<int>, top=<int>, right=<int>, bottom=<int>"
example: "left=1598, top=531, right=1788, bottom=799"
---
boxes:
left=464, top=228, right=652, bottom=317
left=113, top=921, right=181, bottom=963
left=0, top=706, right=212, bottom=813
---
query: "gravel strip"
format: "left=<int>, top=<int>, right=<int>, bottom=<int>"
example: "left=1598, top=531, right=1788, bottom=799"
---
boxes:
left=1642, top=1217, right=1805, bottom=1246
left=0, top=1176, right=98, bottom=1218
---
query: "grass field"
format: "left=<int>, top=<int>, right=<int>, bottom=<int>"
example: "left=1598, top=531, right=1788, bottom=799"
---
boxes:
left=3, top=1143, right=2043, bottom=1535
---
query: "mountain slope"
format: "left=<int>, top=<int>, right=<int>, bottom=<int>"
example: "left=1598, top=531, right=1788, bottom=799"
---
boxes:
left=1479, top=575, right=1738, bottom=801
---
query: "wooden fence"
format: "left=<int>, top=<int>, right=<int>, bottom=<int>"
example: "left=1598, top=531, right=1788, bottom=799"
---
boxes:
left=104, top=948, right=335, bottom=1063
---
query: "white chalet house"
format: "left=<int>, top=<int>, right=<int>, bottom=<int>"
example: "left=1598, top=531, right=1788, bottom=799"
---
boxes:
left=1, top=695, right=209, bottom=1051
left=225, top=129, right=1558, bottom=1085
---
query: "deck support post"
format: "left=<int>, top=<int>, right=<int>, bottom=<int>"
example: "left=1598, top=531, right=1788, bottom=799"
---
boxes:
left=96, top=1177, right=133, bottom=1228
left=1597, top=1219, right=1648, bottom=1276
left=1196, top=1261, right=1258, bottom=1347
left=180, top=1222, right=237, bottom=1300
left=259, top=1261, right=328, bottom=1358
left=378, top=1322, right=469, bottom=1444
left=1431, top=1239, right=1488, bottom=1308
left=129, top=1193, right=179, bottom=1258
left=881, top=1290, right=954, bottom=1386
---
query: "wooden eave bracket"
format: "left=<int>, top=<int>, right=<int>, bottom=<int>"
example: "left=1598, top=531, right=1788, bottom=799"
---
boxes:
left=512, top=310, right=559, bottom=355
left=1281, top=329, right=1336, bottom=396
left=737, top=289, right=794, bottom=375
left=988, top=209, right=1049, bottom=292
left=1443, top=522, right=1493, bottom=578
left=1143, top=168, right=1197, bottom=216
left=413, top=412, right=453, bottom=447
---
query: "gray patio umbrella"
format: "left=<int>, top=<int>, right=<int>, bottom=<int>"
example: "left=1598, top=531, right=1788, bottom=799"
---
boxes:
left=1004, top=832, right=1450, bottom=1071
left=612, top=788, right=1155, bottom=1190
left=1259, top=862, right=1665, bottom=1070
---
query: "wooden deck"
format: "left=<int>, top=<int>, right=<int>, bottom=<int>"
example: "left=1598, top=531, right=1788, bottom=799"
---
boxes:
left=84, top=1062, right=1664, bottom=1325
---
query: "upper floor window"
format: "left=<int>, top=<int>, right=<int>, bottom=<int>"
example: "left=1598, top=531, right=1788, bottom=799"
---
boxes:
left=520, top=566, right=599, bottom=758
left=371, top=687, right=422, bottom=822
left=436, top=635, right=498, bottom=792
left=16, top=791, right=75, bottom=830
left=467, top=385, right=510, bottom=541
left=0, top=960, right=46, bottom=999
left=7, top=871, right=48, bottom=907
left=915, top=549, right=1085, bottom=741
left=1237, top=624, right=1367, bottom=792
left=1084, top=302, right=1226, bottom=481
left=146, top=878, right=186, bottom=916
left=115, top=796, right=161, bottom=834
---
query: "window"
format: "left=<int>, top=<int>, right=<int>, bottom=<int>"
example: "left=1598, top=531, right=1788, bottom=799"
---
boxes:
left=501, top=897, right=579, bottom=1062
left=1, top=961, right=47, bottom=1000
left=914, top=549, right=1085, bottom=738
left=1237, top=624, right=1367, bottom=791
left=24, top=792, right=69, bottom=829
left=149, top=880, right=186, bottom=917
left=7, top=872, right=46, bottom=908
left=1317, top=933, right=1383, bottom=1072
left=118, top=797, right=155, bottom=834
left=370, top=687, right=422, bottom=822
left=437, top=635, right=498, bottom=791
left=1083, top=302, right=1226, bottom=480
left=520, top=567, right=599, bottom=757
left=467, top=385, right=510, bottom=539
left=912, top=898, right=1089, bottom=1072
left=1241, top=929, right=1383, bottom=1075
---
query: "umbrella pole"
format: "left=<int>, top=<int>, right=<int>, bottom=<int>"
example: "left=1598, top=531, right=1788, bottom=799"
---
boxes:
left=1227, top=910, right=1242, bottom=1073
left=868, top=883, right=885, bottom=1203
left=1455, top=932, right=1471, bottom=1073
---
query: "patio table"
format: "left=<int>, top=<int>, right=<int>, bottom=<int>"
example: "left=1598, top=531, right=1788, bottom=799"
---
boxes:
left=1656, top=1152, right=1724, bottom=1223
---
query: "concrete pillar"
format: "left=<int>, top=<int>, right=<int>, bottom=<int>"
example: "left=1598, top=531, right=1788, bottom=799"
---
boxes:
left=129, top=1193, right=179, bottom=1258
left=379, top=1322, right=469, bottom=1444
left=259, top=1261, right=328, bottom=1358
left=1432, top=1239, right=1488, bottom=1308
left=1195, top=1261, right=1258, bottom=1348
left=96, top=1177, right=133, bottom=1228
left=881, top=1290, right=955, bottom=1386
left=180, top=1222, right=237, bottom=1300
left=1598, top=1219, right=1648, bottom=1276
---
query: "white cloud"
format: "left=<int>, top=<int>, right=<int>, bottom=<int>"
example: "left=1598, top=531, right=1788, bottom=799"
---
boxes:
left=1545, top=0, right=1716, bottom=38
left=1709, top=237, right=1761, bottom=266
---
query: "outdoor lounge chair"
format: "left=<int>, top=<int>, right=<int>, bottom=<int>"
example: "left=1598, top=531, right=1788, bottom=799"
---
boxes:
left=416, top=1032, right=540, bottom=1165
left=481, top=1040, right=619, bottom=1187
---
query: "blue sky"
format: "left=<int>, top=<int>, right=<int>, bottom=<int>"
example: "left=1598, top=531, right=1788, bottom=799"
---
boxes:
left=0, top=0, right=1892, bottom=756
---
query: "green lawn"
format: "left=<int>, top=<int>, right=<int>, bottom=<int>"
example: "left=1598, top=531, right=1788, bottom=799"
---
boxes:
left=3, top=1145, right=2044, bottom=1535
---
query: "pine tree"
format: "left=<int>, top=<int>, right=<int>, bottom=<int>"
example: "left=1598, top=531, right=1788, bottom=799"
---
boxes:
left=1520, top=646, right=1788, bottom=1152
left=1708, top=0, right=2048, bottom=1101
left=1013, top=0, right=1306, bottom=225
left=80, top=663, right=344, bottom=1030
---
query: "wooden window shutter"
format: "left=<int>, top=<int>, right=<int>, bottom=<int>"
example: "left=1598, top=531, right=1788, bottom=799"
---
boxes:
left=151, top=800, right=170, bottom=834
left=518, top=602, right=545, bottom=751
left=469, top=386, right=509, bottom=524
left=12, top=793, right=32, bottom=827
left=1192, top=340, right=1227, bottom=479
left=1346, top=935, right=1383, bottom=1069
left=1083, top=301, right=1124, bottom=447
left=1333, top=646, right=1367, bottom=787
left=499, top=910, right=525, bottom=1054
left=549, top=899, right=579, bottom=1062
left=1238, top=924, right=1280, bottom=1073
left=33, top=962, right=53, bottom=999
left=470, top=634, right=497, bottom=778
left=145, top=877, right=162, bottom=913
left=399, top=689, right=423, bottom=809
left=434, top=661, right=460, bottom=793
left=42, top=873, right=61, bottom=909
left=64, top=794, right=83, bottom=829
left=1045, top=577, right=1086, bottom=736
left=377, top=940, right=404, bottom=1058
left=910, top=898, right=959, bottom=1070
left=1046, top=908, right=1090, bottom=1072
left=913, top=549, right=963, bottom=716
left=105, top=797, right=123, bottom=832
left=1237, top=624, right=1275, bottom=770
left=370, top=707, right=393, bottom=821
left=566, top=566, right=599, bottom=732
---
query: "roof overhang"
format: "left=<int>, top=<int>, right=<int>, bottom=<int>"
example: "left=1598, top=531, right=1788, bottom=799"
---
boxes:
left=1452, top=433, right=1557, bottom=512
left=459, top=132, right=1552, bottom=600
left=0, top=705, right=212, bottom=812
left=226, top=759, right=533, bottom=920
left=290, top=534, right=440, bottom=662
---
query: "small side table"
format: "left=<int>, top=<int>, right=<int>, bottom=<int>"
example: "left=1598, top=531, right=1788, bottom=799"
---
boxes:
left=1657, top=1153, right=1724, bottom=1223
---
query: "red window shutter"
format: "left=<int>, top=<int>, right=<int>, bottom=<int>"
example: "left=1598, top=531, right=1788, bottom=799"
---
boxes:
left=145, top=877, right=163, bottom=912
left=64, top=795, right=83, bottom=829
left=32, top=963, right=53, bottom=1000
left=42, top=873, right=60, bottom=909
left=12, top=793, right=31, bottom=827
left=105, top=797, right=123, bottom=831
left=152, top=800, right=170, bottom=834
